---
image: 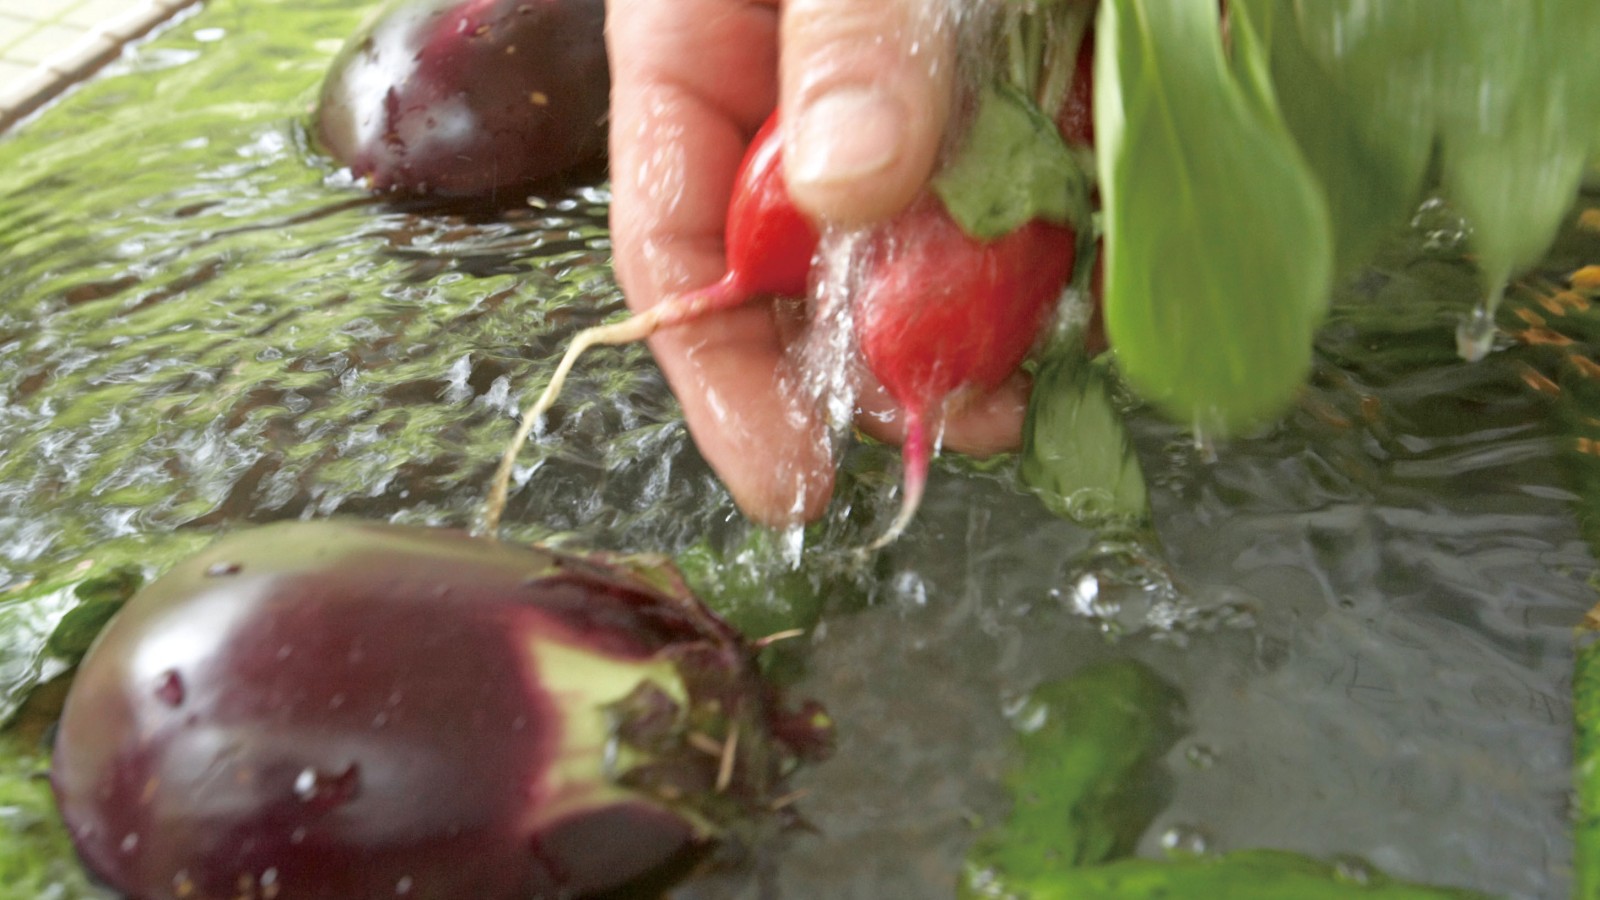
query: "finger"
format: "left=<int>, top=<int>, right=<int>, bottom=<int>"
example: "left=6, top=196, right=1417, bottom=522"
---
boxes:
left=606, top=0, right=837, bottom=524
left=854, top=370, right=1032, bottom=458
left=779, top=0, right=955, bottom=226
left=608, top=0, right=779, bottom=306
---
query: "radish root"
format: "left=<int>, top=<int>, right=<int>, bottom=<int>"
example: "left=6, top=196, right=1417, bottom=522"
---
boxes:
left=481, top=275, right=747, bottom=535
left=862, top=410, right=931, bottom=552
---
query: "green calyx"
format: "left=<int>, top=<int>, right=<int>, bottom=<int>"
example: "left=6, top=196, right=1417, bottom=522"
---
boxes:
left=933, top=82, right=1093, bottom=241
left=933, top=0, right=1096, bottom=243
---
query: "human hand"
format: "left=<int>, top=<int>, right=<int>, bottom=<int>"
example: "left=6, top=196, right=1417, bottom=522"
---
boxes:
left=607, top=0, right=1035, bottom=526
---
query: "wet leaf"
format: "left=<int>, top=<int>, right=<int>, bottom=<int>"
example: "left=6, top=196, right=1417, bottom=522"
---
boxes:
left=1258, top=1, right=1436, bottom=275
left=1429, top=1, right=1600, bottom=300
left=0, top=745, right=108, bottom=897
left=1094, top=0, right=1334, bottom=432
left=1577, top=633, right=1600, bottom=900
left=1020, top=350, right=1147, bottom=530
left=962, top=660, right=1185, bottom=894
left=43, top=566, right=141, bottom=663
left=0, top=534, right=208, bottom=725
left=933, top=82, right=1092, bottom=241
left=975, top=849, right=1490, bottom=899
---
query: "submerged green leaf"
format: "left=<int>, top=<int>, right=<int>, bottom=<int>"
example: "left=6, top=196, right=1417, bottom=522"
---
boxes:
left=962, top=660, right=1185, bottom=896
left=1094, top=0, right=1333, bottom=432
left=933, top=82, right=1092, bottom=241
left=982, top=849, right=1490, bottom=899
left=1578, top=629, right=1600, bottom=900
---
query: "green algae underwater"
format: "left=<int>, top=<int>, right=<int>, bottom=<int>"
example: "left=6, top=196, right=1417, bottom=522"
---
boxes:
left=1, top=0, right=1599, bottom=897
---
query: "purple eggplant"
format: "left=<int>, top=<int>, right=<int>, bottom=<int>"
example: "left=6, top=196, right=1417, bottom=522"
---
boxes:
left=50, top=520, right=830, bottom=899
left=315, top=0, right=608, bottom=198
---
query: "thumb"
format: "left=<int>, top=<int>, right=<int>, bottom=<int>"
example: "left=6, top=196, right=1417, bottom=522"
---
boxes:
left=780, top=0, right=954, bottom=227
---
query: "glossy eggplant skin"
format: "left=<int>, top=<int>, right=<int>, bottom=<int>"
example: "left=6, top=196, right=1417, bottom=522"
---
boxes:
left=51, top=521, right=822, bottom=900
left=316, top=0, right=608, bottom=198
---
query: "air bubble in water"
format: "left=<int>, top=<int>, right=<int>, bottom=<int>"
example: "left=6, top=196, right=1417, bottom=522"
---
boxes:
left=1333, top=855, right=1377, bottom=887
left=1184, top=743, right=1218, bottom=769
left=1059, top=540, right=1186, bottom=637
left=1159, top=824, right=1211, bottom=858
left=1000, top=693, right=1050, bottom=734
left=1411, top=196, right=1470, bottom=254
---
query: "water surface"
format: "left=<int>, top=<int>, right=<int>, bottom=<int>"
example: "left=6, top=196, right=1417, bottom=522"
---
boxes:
left=0, top=4, right=1596, bottom=899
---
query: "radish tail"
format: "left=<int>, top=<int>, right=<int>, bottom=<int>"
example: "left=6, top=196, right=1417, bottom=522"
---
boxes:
left=864, top=409, right=931, bottom=551
left=480, top=273, right=747, bottom=535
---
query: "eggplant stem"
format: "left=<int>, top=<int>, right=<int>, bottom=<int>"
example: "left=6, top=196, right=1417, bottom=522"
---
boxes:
left=753, top=628, right=807, bottom=648
left=686, top=731, right=725, bottom=757
left=770, top=788, right=808, bottom=811
left=716, top=725, right=740, bottom=793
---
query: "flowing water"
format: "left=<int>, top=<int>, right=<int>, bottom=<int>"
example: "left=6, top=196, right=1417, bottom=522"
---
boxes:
left=1, top=3, right=1597, bottom=899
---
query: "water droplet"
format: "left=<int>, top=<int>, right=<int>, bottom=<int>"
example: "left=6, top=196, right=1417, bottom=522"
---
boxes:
left=372, top=710, right=390, bottom=728
left=1184, top=743, right=1218, bottom=769
left=999, top=693, right=1050, bottom=734
left=1159, top=824, right=1211, bottom=858
left=1190, top=423, right=1218, bottom=464
left=119, top=831, right=140, bottom=854
left=395, top=875, right=415, bottom=895
left=172, top=870, right=196, bottom=898
left=154, top=670, right=185, bottom=707
left=1332, top=854, right=1377, bottom=886
left=1411, top=196, right=1471, bottom=253
left=293, top=763, right=361, bottom=809
left=892, top=570, right=927, bottom=608
left=1455, top=304, right=1497, bottom=362
left=205, top=561, right=242, bottom=577
left=276, top=644, right=294, bottom=661
left=289, top=826, right=308, bottom=845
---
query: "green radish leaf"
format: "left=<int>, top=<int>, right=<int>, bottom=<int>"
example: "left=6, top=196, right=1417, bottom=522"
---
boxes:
left=1094, top=0, right=1334, bottom=433
left=1430, top=2, right=1600, bottom=308
left=1020, top=350, right=1148, bottom=530
left=933, top=82, right=1092, bottom=241
left=1260, top=1, right=1436, bottom=276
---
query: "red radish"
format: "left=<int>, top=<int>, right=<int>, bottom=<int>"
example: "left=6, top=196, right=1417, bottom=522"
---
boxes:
left=853, top=197, right=1076, bottom=547
left=485, top=112, right=818, bottom=528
